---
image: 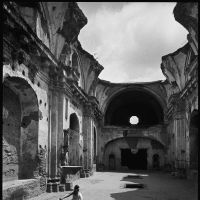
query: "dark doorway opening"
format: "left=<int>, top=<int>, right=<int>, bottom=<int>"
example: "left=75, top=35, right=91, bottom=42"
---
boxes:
left=121, top=149, right=147, bottom=170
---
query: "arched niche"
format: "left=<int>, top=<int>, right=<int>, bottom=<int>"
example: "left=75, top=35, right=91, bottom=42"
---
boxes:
left=69, top=113, right=80, bottom=133
left=68, top=113, right=80, bottom=165
left=3, top=77, right=39, bottom=181
left=189, top=110, right=198, bottom=170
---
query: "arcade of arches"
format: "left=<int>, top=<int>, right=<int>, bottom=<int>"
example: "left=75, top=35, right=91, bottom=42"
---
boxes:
left=3, top=2, right=198, bottom=199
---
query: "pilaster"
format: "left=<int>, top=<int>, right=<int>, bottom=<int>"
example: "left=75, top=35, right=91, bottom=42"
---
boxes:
left=82, top=105, right=94, bottom=172
left=49, top=90, right=58, bottom=178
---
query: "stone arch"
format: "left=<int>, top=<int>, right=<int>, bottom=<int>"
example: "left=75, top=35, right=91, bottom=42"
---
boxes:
left=189, top=109, right=198, bottom=170
left=102, top=86, right=166, bottom=114
left=103, top=87, right=165, bottom=127
left=69, top=113, right=80, bottom=132
left=3, top=76, right=39, bottom=181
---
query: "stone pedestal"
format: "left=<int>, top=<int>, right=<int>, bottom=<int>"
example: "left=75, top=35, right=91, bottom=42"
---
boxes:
left=52, top=183, right=59, bottom=192
left=65, top=182, right=73, bottom=191
left=46, top=177, right=60, bottom=193
left=59, top=184, right=65, bottom=192
left=46, top=183, right=52, bottom=193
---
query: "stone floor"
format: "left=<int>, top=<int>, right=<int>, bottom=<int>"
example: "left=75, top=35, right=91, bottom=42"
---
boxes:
left=28, top=171, right=198, bottom=200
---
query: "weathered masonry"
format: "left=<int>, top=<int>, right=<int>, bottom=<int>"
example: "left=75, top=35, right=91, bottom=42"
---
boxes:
left=3, top=2, right=198, bottom=199
left=95, top=80, right=167, bottom=171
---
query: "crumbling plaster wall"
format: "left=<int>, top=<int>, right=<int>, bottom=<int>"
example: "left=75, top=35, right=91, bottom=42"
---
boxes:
left=18, top=2, right=68, bottom=59
left=161, top=44, right=192, bottom=92
left=160, top=3, right=198, bottom=172
left=3, top=63, right=49, bottom=151
left=76, top=49, right=103, bottom=96
left=3, top=86, right=21, bottom=181
left=174, top=3, right=198, bottom=55
left=17, top=2, right=88, bottom=61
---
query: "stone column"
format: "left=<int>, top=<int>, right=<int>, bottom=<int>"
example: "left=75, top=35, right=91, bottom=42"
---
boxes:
left=185, top=103, right=191, bottom=170
left=47, top=93, right=51, bottom=178
left=82, top=105, right=94, bottom=172
left=49, top=90, right=58, bottom=178
left=56, top=92, right=64, bottom=176
left=174, top=100, right=187, bottom=170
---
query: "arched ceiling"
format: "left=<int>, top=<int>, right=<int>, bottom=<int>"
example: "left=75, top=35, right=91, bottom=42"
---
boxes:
left=105, top=89, right=164, bottom=128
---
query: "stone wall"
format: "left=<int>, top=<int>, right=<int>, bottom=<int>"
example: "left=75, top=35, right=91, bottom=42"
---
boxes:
left=3, top=86, right=21, bottom=181
left=3, top=179, right=42, bottom=200
left=97, top=125, right=166, bottom=169
left=103, top=137, right=164, bottom=170
left=160, top=3, right=198, bottom=177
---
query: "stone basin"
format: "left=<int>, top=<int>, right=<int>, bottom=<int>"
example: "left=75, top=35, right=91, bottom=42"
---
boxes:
left=60, top=166, right=83, bottom=183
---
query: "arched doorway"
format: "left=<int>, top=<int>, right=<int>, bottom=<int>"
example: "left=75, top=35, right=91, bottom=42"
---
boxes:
left=152, top=154, right=160, bottom=169
left=109, top=154, right=116, bottom=170
left=3, top=77, right=39, bottom=181
left=69, top=113, right=80, bottom=165
left=189, top=110, right=198, bottom=170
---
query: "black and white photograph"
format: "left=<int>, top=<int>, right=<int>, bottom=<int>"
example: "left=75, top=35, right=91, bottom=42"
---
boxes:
left=2, top=2, right=198, bottom=200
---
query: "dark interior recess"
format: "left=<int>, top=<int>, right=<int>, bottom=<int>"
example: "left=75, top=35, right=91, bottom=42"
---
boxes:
left=121, top=148, right=147, bottom=170
left=105, top=90, right=164, bottom=127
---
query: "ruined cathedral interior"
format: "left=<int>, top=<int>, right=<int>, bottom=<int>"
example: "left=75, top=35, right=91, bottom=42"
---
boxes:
left=2, top=2, right=198, bottom=199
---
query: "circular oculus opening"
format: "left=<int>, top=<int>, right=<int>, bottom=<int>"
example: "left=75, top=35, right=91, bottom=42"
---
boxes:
left=129, top=116, right=139, bottom=125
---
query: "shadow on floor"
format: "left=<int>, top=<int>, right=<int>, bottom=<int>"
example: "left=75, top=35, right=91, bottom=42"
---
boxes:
left=120, top=172, right=148, bottom=189
left=110, top=189, right=155, bottom=200
left=110, top=190, right=136, bottom=200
